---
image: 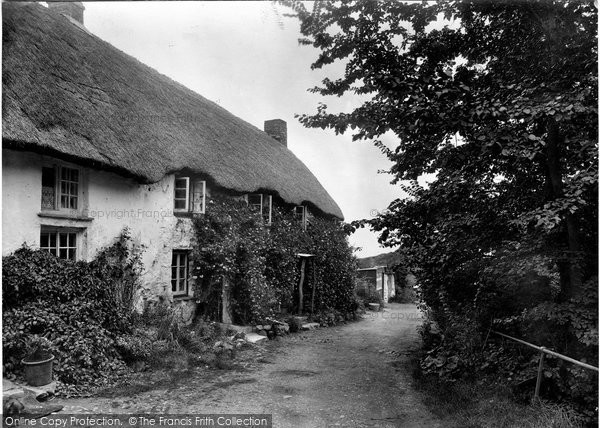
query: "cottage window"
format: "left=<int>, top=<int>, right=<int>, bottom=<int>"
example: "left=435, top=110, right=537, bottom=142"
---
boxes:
left=40, top=228, right=78, bottom=260
left=174, top=177, right=190, bottom=211
left=171, top=251, right=189, bottom=296
left=41, top=165, right=80, bottom=211
left=294, top=205, right=307, bottom=230
left=174, top=177, right=206, bottom=214
left=247, top=193, right=272, bottom=225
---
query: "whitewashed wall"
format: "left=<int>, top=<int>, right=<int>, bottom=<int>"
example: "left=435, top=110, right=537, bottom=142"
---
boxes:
left=2, top=149, right=198, bottom=315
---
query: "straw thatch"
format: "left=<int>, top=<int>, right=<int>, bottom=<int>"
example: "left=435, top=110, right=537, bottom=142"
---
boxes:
left=2, top=3, right=343, bottom=219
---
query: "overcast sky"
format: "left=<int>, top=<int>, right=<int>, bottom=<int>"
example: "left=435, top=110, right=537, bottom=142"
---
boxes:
left=82, top=1, right=406, bottom=258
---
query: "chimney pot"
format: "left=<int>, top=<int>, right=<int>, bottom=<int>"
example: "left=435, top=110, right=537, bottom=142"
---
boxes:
left=48, top=2, right=85, bottom=25
left=264, top=119, right=287, bottom=147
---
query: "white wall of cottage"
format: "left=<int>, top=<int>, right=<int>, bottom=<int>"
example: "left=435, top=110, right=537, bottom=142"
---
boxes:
left=2, top=149, right=198, bottom=317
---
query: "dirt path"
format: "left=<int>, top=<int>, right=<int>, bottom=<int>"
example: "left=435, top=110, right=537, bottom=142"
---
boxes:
left=59, top=303, right=440, bottom=427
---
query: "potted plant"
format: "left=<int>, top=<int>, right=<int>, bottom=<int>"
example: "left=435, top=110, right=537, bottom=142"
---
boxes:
left=21, top=335, right=55, bottom=386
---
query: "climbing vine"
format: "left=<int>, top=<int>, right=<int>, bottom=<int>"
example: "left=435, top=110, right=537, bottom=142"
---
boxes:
left=192, top=195, right=357, bottom=324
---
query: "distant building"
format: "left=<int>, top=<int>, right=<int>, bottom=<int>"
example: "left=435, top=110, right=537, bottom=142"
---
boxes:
left=357, top=266, right=395, bottom=303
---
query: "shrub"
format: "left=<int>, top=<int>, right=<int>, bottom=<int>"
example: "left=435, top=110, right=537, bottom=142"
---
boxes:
left=287, top=317, right=302, bottom=333
left=114, top=334, right=152, bottom=364
left=2, top=230, right=142, bottom=389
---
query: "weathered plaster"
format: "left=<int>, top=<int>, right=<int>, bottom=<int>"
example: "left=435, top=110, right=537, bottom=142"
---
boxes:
left=2, top=149, right=200, bottom=313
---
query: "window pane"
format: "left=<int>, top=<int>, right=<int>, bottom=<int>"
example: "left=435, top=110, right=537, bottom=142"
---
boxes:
left=68, top=249, right=76, bottom=260
left=174, top=199, right=186, bottom=210
left=49, top=233, right=56, bottom=248
left=70, top=169, right=79, bottom=182
left=61, top=168, right=68, bottom=181
left=175, top=189, right=187, bottom=199
left=59, top=249, right=67, bottom=259
left=248, top=194, right=261, bottom=205
left=40, top=232, right=49, bottom=248
left=171, top=279, right=177, bottom=292
left=41, top=186, right=56, bottom=210
left=61, top=181, right=68, bottom=194
left=60, top=195, right=68, bottom=209
left=42, top=167, right=55, bottom=187
left=70, top=196, right=78, bottom=209
left=69, top=233, right=77, bottom=247
left=49, top=248, right=57, bottom=256
left=175, top=179, right=188, bottom=190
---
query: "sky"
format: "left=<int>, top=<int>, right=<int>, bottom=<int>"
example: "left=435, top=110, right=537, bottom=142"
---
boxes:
left=81, top=1, right=406, bottom=258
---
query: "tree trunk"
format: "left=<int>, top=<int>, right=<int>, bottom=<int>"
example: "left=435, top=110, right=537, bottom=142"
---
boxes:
left=545, top=119, right=582, bottom=300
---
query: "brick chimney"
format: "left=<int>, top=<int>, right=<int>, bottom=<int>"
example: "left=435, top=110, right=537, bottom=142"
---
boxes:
left=264, top=119, right=287, bottom=147
left=48, top=2, right=85, bottom=25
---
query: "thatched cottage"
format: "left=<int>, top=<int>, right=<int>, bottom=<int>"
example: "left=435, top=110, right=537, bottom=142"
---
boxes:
left=2, top=3, right=343, bottom=317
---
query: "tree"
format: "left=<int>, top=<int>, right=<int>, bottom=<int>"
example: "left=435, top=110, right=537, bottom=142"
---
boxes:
left=283, top=0, right=597, bottom=413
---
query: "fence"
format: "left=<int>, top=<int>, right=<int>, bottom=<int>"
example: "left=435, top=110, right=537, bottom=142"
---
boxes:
left=492, top=331, right=598, bottom=401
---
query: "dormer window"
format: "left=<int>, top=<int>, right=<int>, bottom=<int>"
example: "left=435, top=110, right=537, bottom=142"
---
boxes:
left=294, top=205, right=307, bottom=230
left=247, top=193, right=272, bottom=225
left=174, top=177, right=206, bottom=214
left=41, top=164, right=81, bottom=212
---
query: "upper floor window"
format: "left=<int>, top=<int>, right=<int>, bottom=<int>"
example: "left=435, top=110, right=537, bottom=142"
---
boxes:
left=247, top=193, right=272, bottom=225
left=294, top=205, right=307, bottom=230
left=174, top=177, right=206, bottom=214
left=40, top=227, right=78, bottom=260
left=41, top=165, right=80, bottom=211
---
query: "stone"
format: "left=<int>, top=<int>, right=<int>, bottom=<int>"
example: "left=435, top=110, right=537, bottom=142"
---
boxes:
left=255, top=325, right=263, bottom=331
left=244, top=333, right=267, bottom=344
left=257, top=330, right=267, bottom=337
left=230, top=332, right=246, bottom=341
left=368, top=303, right=380, bottom=311
left=263, top=325, right=271, bottom=331
left=219, top=323, right=254, bottom=334
left=301, top=322, right=320, bottom=331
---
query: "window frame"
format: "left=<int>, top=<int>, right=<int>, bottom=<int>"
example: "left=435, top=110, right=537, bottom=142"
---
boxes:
left=39, top=227, right=80, bottom=261
left=174, top=176, right=206, bottom=214
left=173, top=177, right=191, bottom=212
left=41, top=164, right=82, bottom=213
left=248, top=193, right=263, bottom=213
left=191, top=179, right=206, bottom=214
left=247, top=193, right=272, bottom=225
left=171, top=250, right=190, bottom=297
left=294, top=205, right=307, bottom=230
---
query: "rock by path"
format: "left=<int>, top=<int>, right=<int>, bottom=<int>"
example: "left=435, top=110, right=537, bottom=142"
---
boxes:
left=56, top=303, right=441, bottom=427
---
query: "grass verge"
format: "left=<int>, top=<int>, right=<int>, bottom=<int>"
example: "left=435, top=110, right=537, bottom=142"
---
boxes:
left=409, top=356, right=585, bottom=428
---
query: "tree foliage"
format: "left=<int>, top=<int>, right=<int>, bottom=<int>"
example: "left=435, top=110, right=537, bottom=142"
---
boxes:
left=284, top=0, right=597, bottom=418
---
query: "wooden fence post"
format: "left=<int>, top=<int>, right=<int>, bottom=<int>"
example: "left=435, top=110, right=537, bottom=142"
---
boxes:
left=534, top=348, right=546, bottom=402
left=298, top=258, right=306, bottom=315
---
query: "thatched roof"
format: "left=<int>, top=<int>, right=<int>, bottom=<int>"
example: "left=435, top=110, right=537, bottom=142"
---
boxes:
left=2, top=3, right=343, bottom=219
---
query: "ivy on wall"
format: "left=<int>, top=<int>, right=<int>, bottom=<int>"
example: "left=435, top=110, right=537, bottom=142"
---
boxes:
left=192, top=195, right=358, bottom=325
left=2, top=229, right=143, bottom=388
